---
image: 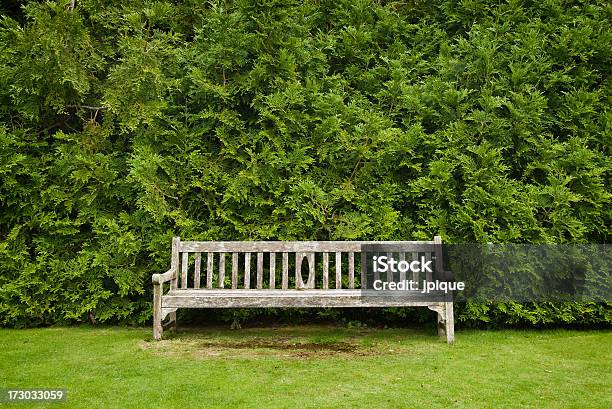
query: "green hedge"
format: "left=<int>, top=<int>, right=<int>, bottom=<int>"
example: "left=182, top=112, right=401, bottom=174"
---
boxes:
left=0, top=0, right=610, bottom=327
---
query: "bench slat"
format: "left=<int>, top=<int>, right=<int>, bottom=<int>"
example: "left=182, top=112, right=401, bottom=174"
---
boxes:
left=412, top=252, right=419, bottom=282
left=306, top=252, right=315, bottom=288
left=373, top=252, right=380, bottom=283
left=348, top=252, right=354, bottom=289
left=163, top=289, right=444, bottom=308
left=335, top=252, right=341, bottom=289
left=434, top=236, right=443, bottom=276
left=425, top=251, right=432, bottom=283
left=180, top=241, right=434, bottom=253
left=244, top=253, right=251, bottom=289
left=269, top=252, right=276, bottom=289
left=257, top=252, right=263, bottom=289
left=181, top=252, right=189, bottom=289
left=322, top=252, right=329, bottom=289
left=295, top=252, right=302, bottom=288
left=219, top=252, right=225, bottom=289
left=282, top=252, right=288, bottom=289
left=231, top=252, right=238, bottom=289
left=386, top=252, right=393, bottom=283
left=399, top=252, right=406, bottom=282
left=207, top=252, right=213, bottom=289
left=296, top=252, right=315, bottom=289
left=194, top=252, right=201, bottom=289
left=171, top=237, right=180, bottom=291
left=360, top=251, right=366, bottom=289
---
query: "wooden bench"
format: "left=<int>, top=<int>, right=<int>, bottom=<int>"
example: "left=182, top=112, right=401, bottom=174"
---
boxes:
left=152, top=237, right=455, bottom=343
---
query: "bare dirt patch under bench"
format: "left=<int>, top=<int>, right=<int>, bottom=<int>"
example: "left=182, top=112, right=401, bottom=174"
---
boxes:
left=140, top=337, right=383, bottom=358
left=137, top=325, right=426, bottom=359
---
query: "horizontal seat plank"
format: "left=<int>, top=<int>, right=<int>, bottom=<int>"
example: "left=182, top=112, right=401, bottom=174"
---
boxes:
left=179, top=241, right=434, bottom=253
left=162, top=289, right=443, bottom=308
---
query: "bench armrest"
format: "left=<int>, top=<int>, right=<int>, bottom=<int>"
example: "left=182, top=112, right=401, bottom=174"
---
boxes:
left=152, top=267, right=177, bottom=285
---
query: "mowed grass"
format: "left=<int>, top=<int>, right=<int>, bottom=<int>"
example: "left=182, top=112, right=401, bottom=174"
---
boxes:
left=0, top=325, right=610, bottom=408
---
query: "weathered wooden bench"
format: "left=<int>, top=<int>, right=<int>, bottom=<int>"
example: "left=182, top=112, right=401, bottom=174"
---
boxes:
left=152, top=237, right=455, bottom=343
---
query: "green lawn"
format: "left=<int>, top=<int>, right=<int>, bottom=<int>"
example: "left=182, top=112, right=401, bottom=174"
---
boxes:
left=0, top=325, right=610, bottom=408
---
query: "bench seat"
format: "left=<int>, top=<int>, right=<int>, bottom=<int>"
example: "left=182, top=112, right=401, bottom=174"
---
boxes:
left=162, top=289, right=444, bottom=308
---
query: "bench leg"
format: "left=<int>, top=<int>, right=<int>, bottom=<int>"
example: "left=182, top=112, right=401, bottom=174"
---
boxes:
left=444, top=301, right=454, bottom=344
left=428, top=304, right=446, bottom=340
left=169, top=311, right=177, bottom=331
left=430, top=302, right=454, bottom=344
left=436, top=307, right=446, bottom=338
left=153, top=283, right=163, bottom=340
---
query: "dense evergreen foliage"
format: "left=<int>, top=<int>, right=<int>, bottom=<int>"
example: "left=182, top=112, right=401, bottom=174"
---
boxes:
left=1, top=0, right=610, bottom=327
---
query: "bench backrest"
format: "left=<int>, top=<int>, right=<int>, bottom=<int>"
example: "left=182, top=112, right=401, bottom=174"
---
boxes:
left=170, top=237, right=442, bottom=290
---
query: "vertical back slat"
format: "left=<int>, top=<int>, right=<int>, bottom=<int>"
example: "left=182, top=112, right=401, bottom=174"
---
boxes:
left=322, top=252, right=329, bottom=289
left=295, top=252, right=302, bottom=288
left=219, top=252, right=225, bottom=288
left=244, top=253, right=251, bottom=289
left=269, top=252, right=276, bottom=289
left=306, top=252, right=315, bottom=288
left=386, top=252, right=393, bottom=283
left=360, top=251, right=367, bottom=289
left=282, top=252, right=288, bottom=289
left=171, top=237, right=180, bottom=291
left=399, top=252, right=406, bottom=282
left=181, top=252, right=189, bottom=289
left=374, top=252, right=380, bottom=283
left=206, top=252, right=213, bottom=289
left=425, top=252, right=432, bottom=282
left=434, top=236, right=444, bottom=280
left=412, top=252, right=419, bottom=283
left=231, top=252, right=238, bottom=289
left=194, top=252, right=202, bottom=289
left=348, top=252, right=355, bottom=289
left=335, top=252, right=342, bottom=289
left=257, top=252, right=264, bottom=289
